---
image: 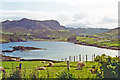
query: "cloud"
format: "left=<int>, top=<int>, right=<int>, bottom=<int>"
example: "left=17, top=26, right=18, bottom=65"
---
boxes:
left=74, top=12, right=87, bottom=20
left=0, top=0, right=119, bottom=29
left=0, top=9, right=118, bottom=29
left=0, top=0, right=56, bottom=2
left=101, top=17, right=117, bottom=23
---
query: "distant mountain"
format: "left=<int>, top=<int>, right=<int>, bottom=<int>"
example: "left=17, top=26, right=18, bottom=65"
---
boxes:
left=99, top=27, right=120, bottom=38
left=1, top=18, right=109, bottom=40
left=1, top=18, right=74, bottom=40
left=67, top=28, right=109, bottom=35
left=2, top=18, right=65, bottom=32
left=66, top=24, right=89, bottom=28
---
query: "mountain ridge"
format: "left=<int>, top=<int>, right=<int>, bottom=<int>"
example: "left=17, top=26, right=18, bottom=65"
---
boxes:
left=0, top=18, right=119, bottom=50
left=1, top=18, right=109, bottom=35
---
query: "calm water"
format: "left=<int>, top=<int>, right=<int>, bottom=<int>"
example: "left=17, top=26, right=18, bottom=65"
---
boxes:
left=1, top=41, right=118, bottom=61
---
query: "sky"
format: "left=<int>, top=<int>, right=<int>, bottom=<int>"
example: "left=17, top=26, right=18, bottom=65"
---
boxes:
left=0, top=0, right=119, bottom=29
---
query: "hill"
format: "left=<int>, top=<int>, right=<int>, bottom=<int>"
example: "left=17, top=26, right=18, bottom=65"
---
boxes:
left=1, top=18, right=110, bottom=42
left=99, top=27, right=120, bottom=38
left=1, top=18, right=74, bottom=40
left=69, top=27, right=120, bottom=50
left=67, top=28, right=109, bottom=35
left=0, top=30, right=33, bottom=43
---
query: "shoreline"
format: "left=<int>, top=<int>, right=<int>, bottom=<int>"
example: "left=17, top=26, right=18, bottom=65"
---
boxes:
left=20, top=59, right=63, bottom=63
left=74, top=43, right=120, bottom=50
left=0, top=40, right=69, bottom=44
left=1, top=40, right=119, bottom=50
left=0, top=41, right=27, bottom=44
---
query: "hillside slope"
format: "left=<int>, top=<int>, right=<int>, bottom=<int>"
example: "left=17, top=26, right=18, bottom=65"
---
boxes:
left=1, top=18, right=110, bottom=43
left=67, top=28, right=109, bottom=35
left=1, top=18, right=75, bottom=40
left=1, top=18, right=109, bottom=36
left=99, top=27, right=120, bottom=38
left=71, top=27, right=120, bottom=50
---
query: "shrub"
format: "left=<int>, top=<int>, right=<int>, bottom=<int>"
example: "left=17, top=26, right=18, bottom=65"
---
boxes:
left=57, top=70, right=75, bottom=79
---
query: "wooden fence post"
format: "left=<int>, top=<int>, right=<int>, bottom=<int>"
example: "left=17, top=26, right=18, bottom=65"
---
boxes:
left=86, top=55, right=87, bottom=62
left=65, top=58, right=67, bottom=61
left=61, top=58, right=63, bottom=61
left=69, top=56, right=71, bottom=62
left=94, top=54, right=95, bottom=58
left=67, top=61, right=70, bottom=70
left=94, top=54, right=95, bottom=62
left=92, top=55, right=93, bottom=62
left=76, top=56, right=78, bottom=62
left=79, top=55, right=81, bottom=61
left=82, top=55, right=84, bottom=61
left=74, top=56, right=75, bottom=62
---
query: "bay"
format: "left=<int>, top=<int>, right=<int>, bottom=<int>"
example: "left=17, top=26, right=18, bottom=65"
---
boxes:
left=1, top=41, right=118, bottom=61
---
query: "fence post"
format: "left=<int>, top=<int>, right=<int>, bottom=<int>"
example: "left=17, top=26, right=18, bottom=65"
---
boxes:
left=82, top=55, right=84, bottom=61
left=94, top=54, right=95, bottom=58
left=65, top=58, right=67, bottom=61
left=69, top=56, right=71, bottom=62
left=94, top=54, right=95, bottom=62
left=74, top=56, right=75, bottom=62
left=79, top=55, right=81, bottom=61
left=76, top=56, right=78, bottom=62
left=67, top=61, right=70, bottom=70
left=86, top=55, right=87, bottom=62
left=92, top=55, right=93, bottom=62
left=61, top=58, right=63, bottom=61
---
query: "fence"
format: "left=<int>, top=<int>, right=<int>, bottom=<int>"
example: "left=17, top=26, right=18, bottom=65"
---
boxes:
left=60, top=54, right=97, bottom=62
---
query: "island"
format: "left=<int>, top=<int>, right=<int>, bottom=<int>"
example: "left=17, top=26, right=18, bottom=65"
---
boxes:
left=2, top=46, right=46, bottom=53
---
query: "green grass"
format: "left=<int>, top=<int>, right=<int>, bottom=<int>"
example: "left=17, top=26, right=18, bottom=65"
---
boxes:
left=76, top=36, right=120, bottom=48
left=2, top=61, right=97, bottom=78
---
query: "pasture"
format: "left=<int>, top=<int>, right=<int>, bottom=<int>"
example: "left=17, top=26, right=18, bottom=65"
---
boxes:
left=1, top=61, right=97, bottom=78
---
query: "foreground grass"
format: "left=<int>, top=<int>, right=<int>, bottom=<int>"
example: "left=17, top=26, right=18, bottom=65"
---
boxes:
left=2, top=61, right=97, bottom=78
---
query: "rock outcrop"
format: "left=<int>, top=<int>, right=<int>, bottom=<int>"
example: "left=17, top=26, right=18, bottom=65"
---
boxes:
left=2, top=46, right=46, bottom=53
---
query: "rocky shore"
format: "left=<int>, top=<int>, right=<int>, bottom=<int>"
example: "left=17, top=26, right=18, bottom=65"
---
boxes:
left=2, top=46, right=46, bottom=53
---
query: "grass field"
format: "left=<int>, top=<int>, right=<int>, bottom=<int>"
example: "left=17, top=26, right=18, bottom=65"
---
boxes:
left=1, top=61, right=97, bottom=78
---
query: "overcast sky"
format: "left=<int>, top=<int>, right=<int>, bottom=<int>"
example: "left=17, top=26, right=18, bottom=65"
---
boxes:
left=0, top=0, right=119, bottom=29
